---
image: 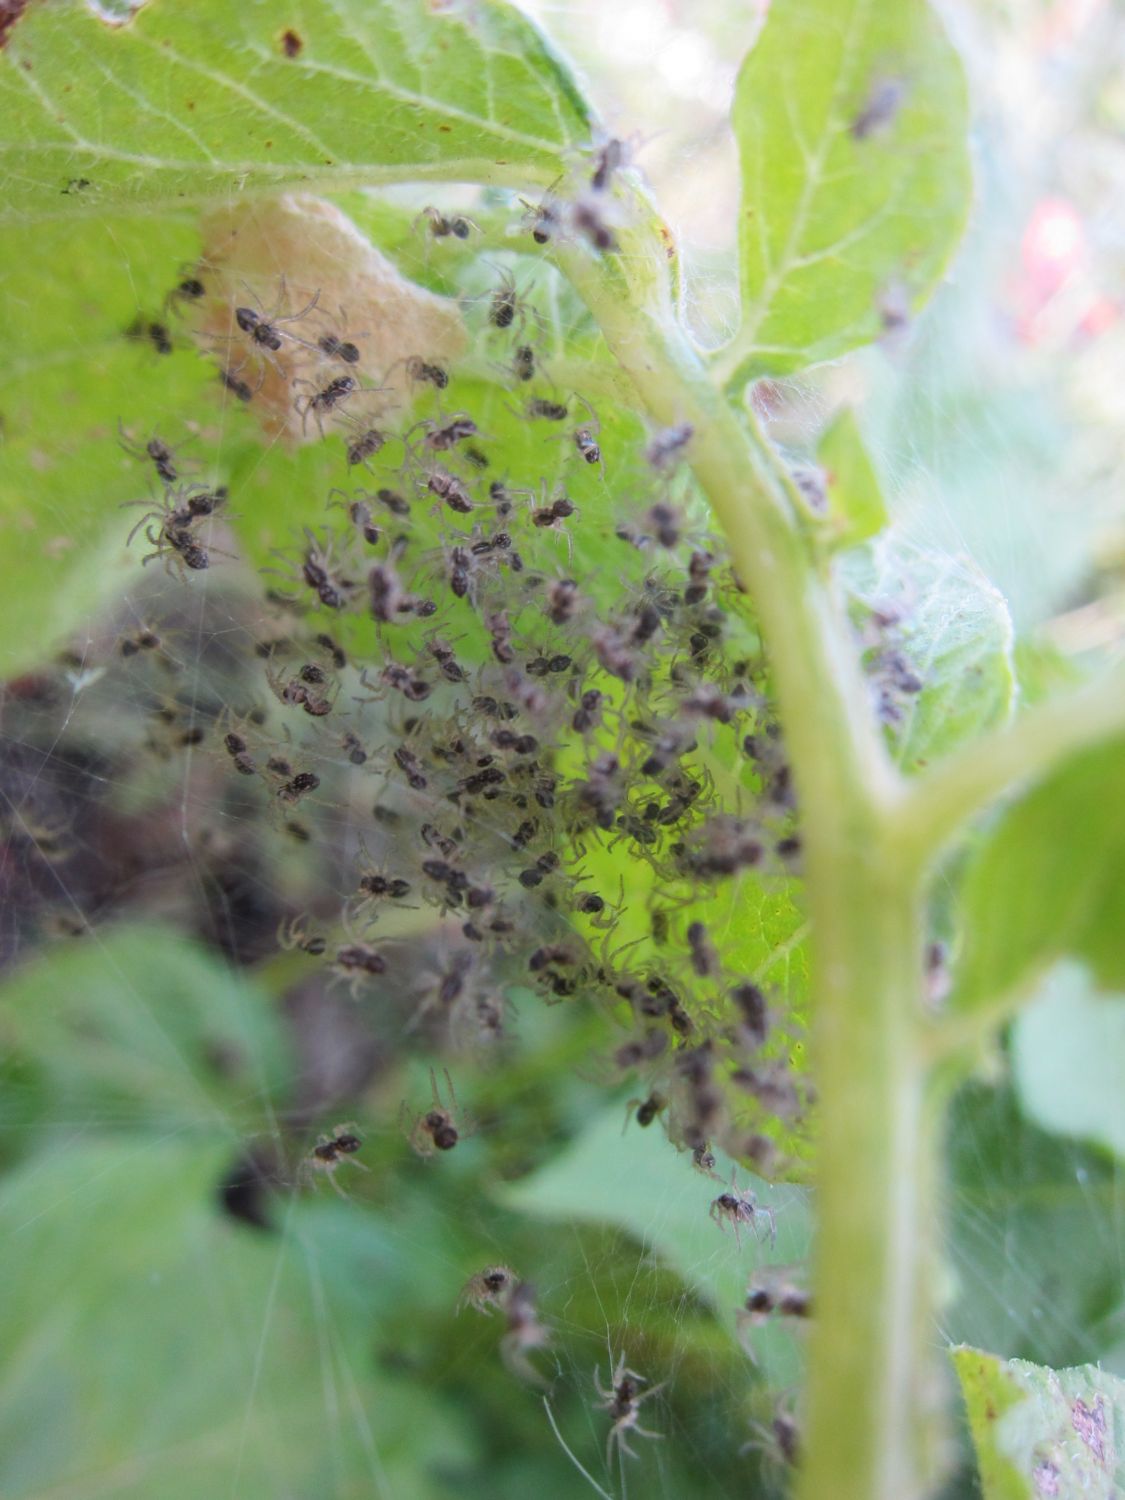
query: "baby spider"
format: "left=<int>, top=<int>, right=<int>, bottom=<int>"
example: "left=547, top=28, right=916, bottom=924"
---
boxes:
left=233, top=276, right=319, bottom=354
left=483, top=266, right=537, bottom=341
left=520, top=192, right=561, bottom=245
left=294, top=372, right=360, bottom=437
left=509, top=343, right=537, bottom=382
left=126, top=315, right=174, bottom=357
left=625, top=1091, right=667, bottom=1130
left=570, top=396, right=602, bottom=468
left=302, top=1122, right=369, bottom=1198
left=339, top=412, right=394, bottom=472
left=457, top=1264, right=518, bottom=1315
left=402, top=1066, right=473, bottom=1158
left=218, top=363, right=260, bottom=403
left=118, top=625, right=163, bottom=658
left=331, top=931, right=387, bottom=997
left=124, top=484, right=227, bottom=579
left=407, top=413, right=480, bottom=455
left=124, top=482, right=222, bottom=543
left=709, top=1170, right=777, bottom=1247
left=401, top=355, right=450, bottom=391
left=521, top=396, right=569, bottom=422
left=741, top=1398, right=802, bottom=1473
left=307, top=304, right=366, bottom=365
left=277, top=913, right=328, bottom=957
left=422, top=464, right=474, bottom=515
left=646, top=422, right=694, bottom=471
left=500, top=1280, right=550, bottom=1385
left=265, top=659, right=338, bottom=718
left=117, top=422, right=194, bottom=485
left=415, top=205, right=477, bottom=241
left=347, top=840, right=412, bottom=921
left=266, top=526, right=357, bottom=611
left=163, top=262, right=208, bottom=317
left=546, top=394, right=602, bottom=472
left=329, top=489, right=382, bottom=546
left=594, top=1353, right=665, bottom=1467
left=279, top=906, right=330, bottom=954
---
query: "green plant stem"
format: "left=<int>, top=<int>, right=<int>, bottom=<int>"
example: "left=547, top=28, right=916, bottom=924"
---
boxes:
left=799, top=846, right=936, bottom=1500
left=552, top=232, right=944, bottom=1500
left=890, top=659, right=1125, bottom=871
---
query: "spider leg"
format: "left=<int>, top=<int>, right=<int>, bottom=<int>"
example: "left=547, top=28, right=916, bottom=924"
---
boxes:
left=762, top=1205, right=778, bottom=1246
left=574, top=394, right=601, bottom=433
left=615, top=1428, right=640, bottom=1463
left=325, top=1168, right=350, bottom=1200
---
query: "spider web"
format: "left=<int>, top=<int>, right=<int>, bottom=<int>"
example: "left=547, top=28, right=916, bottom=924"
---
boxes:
left=1, top=3, right=1123, bottom=1500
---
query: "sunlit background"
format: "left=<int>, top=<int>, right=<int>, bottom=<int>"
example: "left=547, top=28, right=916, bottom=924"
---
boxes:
left=518, top=0, right=1125, bottom=640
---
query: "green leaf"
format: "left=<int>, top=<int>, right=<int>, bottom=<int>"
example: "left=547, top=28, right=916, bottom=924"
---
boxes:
left=0, top=0, right=597, bottom=676
left=725, top=0, right=972, bottom=384
left=0, top=1140, right=476, bottom=1499
left=816, top=408, right=888, bottom=549
left=0, top=0, right=591, bottom=223
left=944, top=1085, right=1124, bottom=1372
left=954, top=739, right=1125, bottom=1008
left=0, top=208, right=215, bottom=677
left=952, top=1346, right=1125, bottom=1500
left=842, top=533, right=1016, bottom=774
left=0, top=924, right=291, bottom=1138
left=500, top=1102, right=812, bottom=1385
left=1011, top=964, right=1125, bottom=1161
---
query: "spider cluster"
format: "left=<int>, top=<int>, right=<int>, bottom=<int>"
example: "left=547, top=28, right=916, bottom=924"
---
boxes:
left=104, top=166, right=911, bottom=1265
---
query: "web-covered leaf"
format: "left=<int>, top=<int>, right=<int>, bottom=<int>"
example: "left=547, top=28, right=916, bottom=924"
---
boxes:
left=952, top=1347, right=1125, bottom=1500
left=816, top=408, right=889, bottom=552
left=842, top=534, right=1016, bottom=774
left=944, top=1086, right=1124, bottom=1374
left=0, top=210, right=219, bottom=678
left=723, top=0, right=972, bottom=386
left=0, top=1140, right=476, bottom=1499
left=0, top=0, right=591, bottom=223
left=501, top=1103, right=812, bottom=1380
left=0, top=167, right=812, bottom=1193
left=953, top=738, right=1125, bottom=1008
left=0, top=924, right=291, bottom=1136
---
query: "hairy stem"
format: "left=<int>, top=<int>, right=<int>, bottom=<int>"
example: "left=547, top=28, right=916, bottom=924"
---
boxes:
left=799, top=847, right=937, bottom=1500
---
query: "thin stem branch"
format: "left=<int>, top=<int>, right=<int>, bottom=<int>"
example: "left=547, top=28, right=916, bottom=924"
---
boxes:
left=890, top=657, right=1125, bottom=871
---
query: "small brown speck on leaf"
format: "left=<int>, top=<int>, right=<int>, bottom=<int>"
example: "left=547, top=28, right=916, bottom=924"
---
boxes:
left=280, top=28, right=302, bottom=57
